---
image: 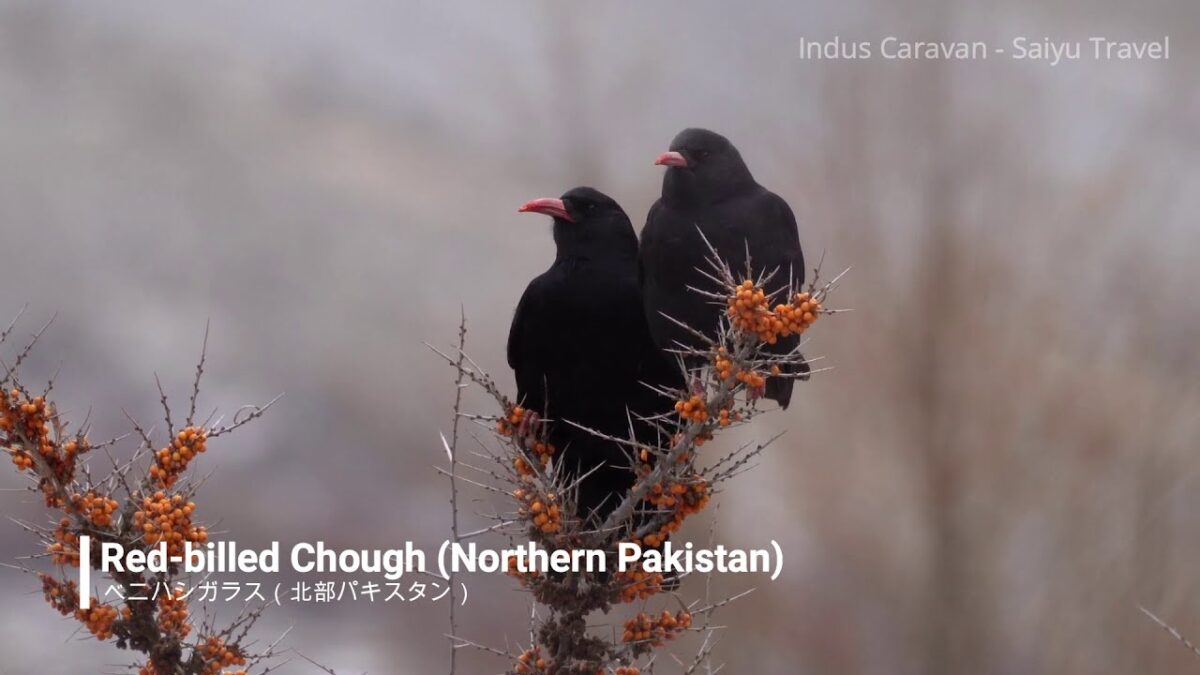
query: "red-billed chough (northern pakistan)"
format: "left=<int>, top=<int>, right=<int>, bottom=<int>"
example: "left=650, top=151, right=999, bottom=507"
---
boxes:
left=509, top=187, right=682, bottom=523
left=640, top=128, right=809, bottom=408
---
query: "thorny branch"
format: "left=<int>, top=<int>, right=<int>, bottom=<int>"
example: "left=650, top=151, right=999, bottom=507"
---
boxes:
left=1, top=315, right=293, bottom=675
left=444, top=309, right=469, bottom=675
left=432, top=244, right=847, bottom=674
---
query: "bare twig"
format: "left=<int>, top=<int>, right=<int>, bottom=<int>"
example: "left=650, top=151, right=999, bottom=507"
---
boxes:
left=444, top=309, right=469, bottom=675
left=1140, top=605, right=1200, bottom=659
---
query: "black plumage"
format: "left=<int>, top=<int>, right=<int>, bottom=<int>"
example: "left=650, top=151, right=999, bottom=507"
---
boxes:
left=508, top=187, right=680, bottom=523
left=639, top=128, right=808, bottom=408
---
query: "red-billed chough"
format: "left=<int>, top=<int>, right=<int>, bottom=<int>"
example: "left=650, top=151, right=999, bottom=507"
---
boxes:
left=640, top=128, right=809, bottom=408
left=509, top=187, right=681, bottom=523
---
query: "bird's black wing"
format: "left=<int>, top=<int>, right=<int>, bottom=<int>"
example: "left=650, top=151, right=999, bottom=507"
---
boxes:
left=506, top=284, right=530, bottom=372
left=639, top=198, right=712, bottom=356
left=755, top=190, right=804, bottom=288
left=637, top=199, right=666, bottom=291
left=753, top=190, right=808, bottom=407
left=507, top=272, right=554, bottom=413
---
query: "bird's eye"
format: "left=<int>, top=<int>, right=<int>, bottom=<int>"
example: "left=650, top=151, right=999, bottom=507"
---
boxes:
left=696, top=150, right=710, bottom=160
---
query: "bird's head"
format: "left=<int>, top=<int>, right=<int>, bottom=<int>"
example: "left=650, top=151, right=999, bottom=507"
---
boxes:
left=656, top=128, right=755, bottom=205
left=518, top=187, right=637, bottom=260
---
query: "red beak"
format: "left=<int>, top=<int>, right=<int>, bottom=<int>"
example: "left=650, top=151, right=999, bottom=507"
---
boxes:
left=655, top=151, right=688, bottom=168
left=518, top=198, right=574, bottom=222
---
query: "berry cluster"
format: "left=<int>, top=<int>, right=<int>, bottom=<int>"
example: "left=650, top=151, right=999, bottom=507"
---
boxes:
left=197, top=635, right=246, bottom=675
left=622, top=610, right=692, bottom=646
left=774, top=290, right=822, bottom=337
left=506, top=554, right=541, bottom=586
left=727, top=281, right=822, bottom=344
left=712, top=347, right=766, bottom=400
left=496, top=404, right=529, bottom=437
left=2, top=389, right=88, bottom=504
left=40, top=574, right=116, bottom=639
left=48, top=516, right=80, bottom=566
left=612, top=564, right=664, bottom=603
left=514, top=646, right=547, bottom=673
left=134, top=491, right=207, bottom=557
left=71, top=490, right=120, bottom=528
left=513, top=439, right=556, bottom=478
left=736, top=368, right=766, bottom=391
left=715, top=407, right=744, bottom=428
left=500, top=406, right=557, bottom=478
left=1, top=390, right=53, bottom=457
left=712, top=348, right=735, bottom=381
left=530, top=440, right=556, bottom=465
left=40, top=574, right=79, bottom=616
left=645, top=477, right=710, bottom=515
left=10, top=447, right=33, bottom=471
left=634, top=476, right=711, bottom=549
left=157, top=588, right=191, bottom=638
left=514, top=487, right=563, bottom=535
left=674, top=394, right=708, bottom=423
left=76, top=601, right=119, bottom=640
left=149, top=426, right=207, bottom=488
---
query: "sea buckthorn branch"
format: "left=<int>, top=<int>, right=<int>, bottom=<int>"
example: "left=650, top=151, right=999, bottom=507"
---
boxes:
left=593, top=240, right=836, bottom=546
left=433, top=240, right=846, bottom=675
left=1, top=313, right=294, bottom=675
left=678, top=506, right=724, bottom=675
left=443, top=311, right=468, bottom=675
left=432, top=343, right=652, bottom=671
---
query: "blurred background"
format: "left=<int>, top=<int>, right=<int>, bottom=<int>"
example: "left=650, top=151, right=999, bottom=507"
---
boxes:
left=1, top=1, right=1198, bottom=673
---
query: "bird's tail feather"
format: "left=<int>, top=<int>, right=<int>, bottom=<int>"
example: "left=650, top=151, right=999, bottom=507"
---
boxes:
left=764, top=353, right=811, bottom=410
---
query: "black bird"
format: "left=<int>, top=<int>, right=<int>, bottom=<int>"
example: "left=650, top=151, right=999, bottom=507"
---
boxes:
left=508, top=187, right=680, bottom=523
left=640, top=128, right=808, bottom=408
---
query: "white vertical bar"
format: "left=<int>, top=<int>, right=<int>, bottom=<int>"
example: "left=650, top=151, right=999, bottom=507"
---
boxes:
left=78, top=535, right=90, bottom=609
